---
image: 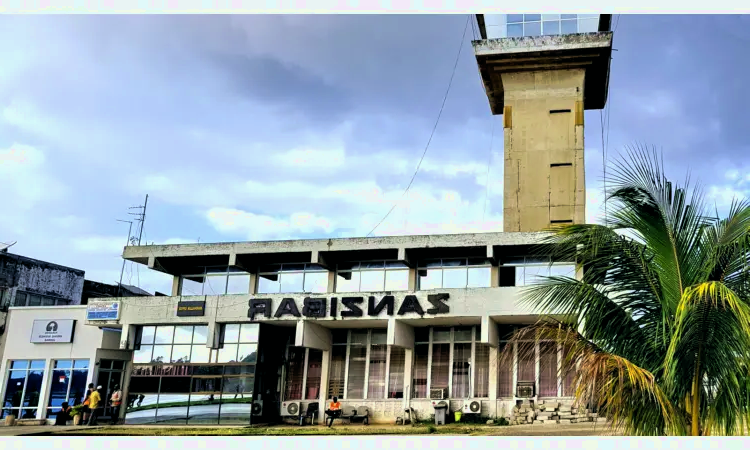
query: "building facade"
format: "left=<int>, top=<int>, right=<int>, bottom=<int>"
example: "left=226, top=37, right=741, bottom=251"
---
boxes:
left=60, top=231, right=578, bottom=425
left=0, top=306, right=128, bottom=422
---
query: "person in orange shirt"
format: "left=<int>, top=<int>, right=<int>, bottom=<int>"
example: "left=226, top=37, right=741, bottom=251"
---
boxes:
left=325, top=396, right=341, bottom=427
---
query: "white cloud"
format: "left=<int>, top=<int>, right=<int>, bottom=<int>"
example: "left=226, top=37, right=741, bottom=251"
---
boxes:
left=72, top=236, right=128, bottom=255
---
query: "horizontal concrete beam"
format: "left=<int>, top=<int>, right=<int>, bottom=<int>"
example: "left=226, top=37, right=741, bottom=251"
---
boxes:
left=123, top=232, right=549, bottom=262
left=472, top=32, right=613, bottom=57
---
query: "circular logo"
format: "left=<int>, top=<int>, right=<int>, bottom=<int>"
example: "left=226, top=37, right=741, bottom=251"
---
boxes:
left=46, top=321, right=58, bottom=332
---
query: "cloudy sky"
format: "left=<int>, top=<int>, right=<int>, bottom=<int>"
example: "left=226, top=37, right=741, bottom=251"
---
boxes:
left=1, top=14, right=748, bottom=294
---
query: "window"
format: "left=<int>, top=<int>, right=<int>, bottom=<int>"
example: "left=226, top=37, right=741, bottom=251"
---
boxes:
left=451, top=343, right=471, bottom=398
left=219, top=324, right=259, bottom=363
left=501, top=257, right=576, bottom=287
left=430, top=343, right=450, bottom=393
left=335, top=261, right=409, bottom=293
left=134, top=325, right=211, bottom=364
left=180, top=266, right=251, bottom=296
left=503, top=14, right=600, bottom=37
left=2, top=360, right=46, bottom=419
left=539, top=342, right=558, bottom=397
left=284, top=347, right=305, bottom=401
left=518, top=343, right=536, bottom=383
left=346, top=331, right=367, bottom=399
left=412, top=344, right=429, bottom=399
left=327, top=345, right=347, bottom=399
left=388, top=347, right=405, bottom=399
left=305, top=350, right=323, bottom=400
left=474, top=344, right=490, bottom=398
left=497, top=342, right=514, bottom=398
left=367, top=331, right=387, bottom=399
left=258, top=264, right=327, bottom=294
left=562, top=345, right=576, bottom=397
left=417, top=259, right=492, bottom=290
left=11, top=291, right=69, bottom=307
left=46, top=359, right=90, bottom=418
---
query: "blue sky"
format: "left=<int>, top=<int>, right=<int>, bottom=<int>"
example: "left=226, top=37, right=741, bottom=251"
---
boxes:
left=1, top=14, right=748, bottom=294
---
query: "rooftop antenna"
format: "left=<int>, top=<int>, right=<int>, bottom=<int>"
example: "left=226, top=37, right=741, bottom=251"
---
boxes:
left=0, top=241, right=16, bottom=253
left=116, top=220, right=133, bottom=297
left=128, top=194, right=149, bottom=246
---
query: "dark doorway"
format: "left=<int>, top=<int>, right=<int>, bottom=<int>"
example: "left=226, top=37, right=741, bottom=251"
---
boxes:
left=254, top=324, right=295, bottom=423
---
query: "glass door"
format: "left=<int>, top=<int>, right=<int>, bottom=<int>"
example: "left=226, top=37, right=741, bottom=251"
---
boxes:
left=96, top=360, right=125, bottom=421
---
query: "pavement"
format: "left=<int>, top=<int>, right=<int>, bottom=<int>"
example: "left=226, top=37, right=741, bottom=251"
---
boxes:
left=0, top=422, right=621, bottom=437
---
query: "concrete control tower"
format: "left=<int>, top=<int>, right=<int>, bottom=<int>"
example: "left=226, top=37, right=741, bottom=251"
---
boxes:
left=473, top=14, right=613, bottom=232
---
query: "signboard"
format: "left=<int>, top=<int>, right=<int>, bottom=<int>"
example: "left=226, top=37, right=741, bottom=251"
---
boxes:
left=177, top=300, right=206, bottom=317
left=247, top=293, right=450, bottom=320
left=30, top=319, right=76, bottom=343
left=86, top=301, right=121, bottom=321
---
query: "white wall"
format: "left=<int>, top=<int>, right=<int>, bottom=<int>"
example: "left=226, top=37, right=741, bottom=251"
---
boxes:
left=0, top=306, right=114, bottom=421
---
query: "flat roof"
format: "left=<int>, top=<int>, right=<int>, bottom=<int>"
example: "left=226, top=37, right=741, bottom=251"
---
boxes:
left=122, top=231, right=553, bottom=276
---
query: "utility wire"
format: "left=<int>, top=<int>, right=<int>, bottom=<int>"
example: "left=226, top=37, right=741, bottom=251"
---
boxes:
left=366, top=15, right=471, bottom=237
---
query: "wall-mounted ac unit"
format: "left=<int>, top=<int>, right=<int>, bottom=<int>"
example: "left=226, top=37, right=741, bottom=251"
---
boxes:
left=462, top=399, right=481, bottom=414
left=252, top=400, right=263, bottom=416
left=429, top=388, right=446, bottom=400
left=281, top=401, right=301, bottom=416
left=516, top=382, right=535, bottom=398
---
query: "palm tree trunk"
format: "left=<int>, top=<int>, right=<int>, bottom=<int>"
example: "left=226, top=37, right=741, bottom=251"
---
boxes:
left=691, top=346, right=702, bottom=436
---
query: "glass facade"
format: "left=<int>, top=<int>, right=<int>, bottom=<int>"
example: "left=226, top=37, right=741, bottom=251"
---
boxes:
left=417, top=258, right=492, bottom=290
left=500, top=257, right=576, bottom=287
left=335, top=261, right=410, bottom=292
left=258, top=263, right=328, bottom=294
left=126, top=323, right=258, bottom=424
left=484, top=14, right=602, bottom=39
left=45, top=359, right=90, bottom=418
left=2, top=360, right=46, bottom=419
left=180, top=266, right=252, bottom=296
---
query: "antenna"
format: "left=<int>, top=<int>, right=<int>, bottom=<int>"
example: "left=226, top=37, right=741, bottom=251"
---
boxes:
left=128, top=194, right=149, bottom=246
left=0, top=241, right=16, bottom=253
left=116, top=220, right=133, bottom=297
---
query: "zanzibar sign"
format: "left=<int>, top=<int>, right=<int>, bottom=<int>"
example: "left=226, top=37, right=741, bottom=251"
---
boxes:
left=247, top=293, right=450, bottom=320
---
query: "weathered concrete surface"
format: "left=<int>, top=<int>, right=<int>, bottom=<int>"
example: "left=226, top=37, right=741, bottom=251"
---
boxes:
left=472, top=32, right=613, bottom=56
left=501, top=69, right=586, bottom=232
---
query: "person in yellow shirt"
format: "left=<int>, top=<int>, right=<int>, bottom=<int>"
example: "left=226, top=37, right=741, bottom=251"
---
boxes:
left=87, top=386, right=102, bottom=426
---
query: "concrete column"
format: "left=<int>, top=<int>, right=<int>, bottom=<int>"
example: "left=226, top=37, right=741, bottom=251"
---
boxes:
left=489, top=345, right=498, bottom=417
left=248, top=273, right=258, bottom=295
left=118, top=323, right=138, bottom=350
left=318, top=349, right=331, bottom=424
left=295, top=320, right=332, bottom=352
left=402, top=348, right=413, bottom=411
left=407, top=268, right=417, bottom=291
left=326, top=271, right=336, bottom=294
left=480, top=316, right=499, bottom=347
left=171, top=276, right=182, bottom=296
left=387, top=318, right=414, bottom=349
left=120, top=360, right=132, bottom=422
left=206, top=321, right=221, bottom=349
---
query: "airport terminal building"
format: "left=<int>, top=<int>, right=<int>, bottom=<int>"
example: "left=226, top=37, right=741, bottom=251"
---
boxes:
left=1, top=231, right=579, bottom=425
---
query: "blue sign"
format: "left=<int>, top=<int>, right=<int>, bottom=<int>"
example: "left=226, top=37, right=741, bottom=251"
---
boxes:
left=86, top=301, right=120, bottom=321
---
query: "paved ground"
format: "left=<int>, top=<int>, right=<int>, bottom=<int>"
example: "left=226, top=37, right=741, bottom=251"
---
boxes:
left=0, top=422, right=622, bottom=437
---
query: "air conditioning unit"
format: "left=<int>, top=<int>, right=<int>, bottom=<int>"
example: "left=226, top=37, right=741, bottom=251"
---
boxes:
left=516, top=382, right=535, bottom=398
left=429, top=388, right=446, bottom=400
left=462, top=399, right=481, bottom=414
left=252, top=400, right=263, bottom=416
left=281, top=401, right=301, bottom=416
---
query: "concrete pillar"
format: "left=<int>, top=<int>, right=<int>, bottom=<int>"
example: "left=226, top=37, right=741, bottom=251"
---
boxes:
left=248, top=273, right=258, bottom=295
left=407, top=268, right=417, bottom=291
left=295, top=320, right=332, bottom=352
left=402, top=348, right=413, bottom=412
left=318, top=349, right=331, bottom=424
left=387, top=318, right=414, bottom=349
left=118, top=324, right=138, bottom=350
left=171, top=276, right=182, bottom=296
left=500, top=68, right=586, bottom=232
left=489, top=345, right=498, bottom=417
left=120, top=360, right=132, bottom=422
left=326, top=271, right=336, bottom=294
left=480, top=316, right=499, bottom=347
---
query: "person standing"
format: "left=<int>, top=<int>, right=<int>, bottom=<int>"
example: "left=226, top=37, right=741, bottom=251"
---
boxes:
left=87, top=386, right=102, bottom=426
left=81, top=384, right=94, bottom=426
left=109, top=385, right=122, bottom=425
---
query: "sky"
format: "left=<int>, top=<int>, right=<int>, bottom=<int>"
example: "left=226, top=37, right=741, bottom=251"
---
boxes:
left=1, top=14, right=749, bottom=295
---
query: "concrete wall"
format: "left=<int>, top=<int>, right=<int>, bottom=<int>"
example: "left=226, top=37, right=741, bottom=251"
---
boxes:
left=0, top=307, right=117, bottom=422
left=501, top=69, right=586, bottom=232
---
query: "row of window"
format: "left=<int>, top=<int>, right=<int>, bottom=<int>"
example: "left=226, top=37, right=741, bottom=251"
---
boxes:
left=178, top=259, right=576, bottom=296
left=281, top=327, right=576, bottom=401
left=2, top=359, right=97, bottom=420
left=12, top=291, right=70, bottom=308
left=483, top=13, right=601, bottom=39
left=133, top=324, right=259, bottom=365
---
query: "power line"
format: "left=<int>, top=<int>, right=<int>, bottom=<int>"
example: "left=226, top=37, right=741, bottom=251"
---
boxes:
left=365, top=15, right=471, bottom=237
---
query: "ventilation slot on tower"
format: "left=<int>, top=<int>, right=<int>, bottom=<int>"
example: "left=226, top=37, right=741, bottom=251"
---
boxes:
left=549, top=109, right=571, bottom=114
left=550, top=163, right=573, bottom=167
left=550, top=220, right=573, bottom=224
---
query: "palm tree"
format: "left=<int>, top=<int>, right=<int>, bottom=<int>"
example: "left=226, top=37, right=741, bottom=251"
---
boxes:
left=506, top=146, right=750, bottom=436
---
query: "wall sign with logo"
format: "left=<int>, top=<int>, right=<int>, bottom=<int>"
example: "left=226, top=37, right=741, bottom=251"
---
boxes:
left=247, top=293, right=450, bottom=320
left=31, top=319, right=76, bottom=343
left=86, top=301, right=121, bottom=321
left=177, top=300, right=206, bottom=317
